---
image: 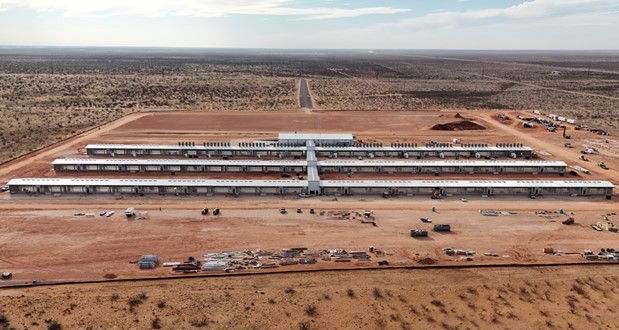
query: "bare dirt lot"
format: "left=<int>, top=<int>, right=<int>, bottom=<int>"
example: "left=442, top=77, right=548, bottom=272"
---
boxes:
left=1, top=265, right=619, bottom=330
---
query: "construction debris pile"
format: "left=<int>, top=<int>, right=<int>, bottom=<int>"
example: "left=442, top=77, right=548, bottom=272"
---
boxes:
left=593, top=220, right=618, bottom=232
left=140, top=247, right=386, bottom=273
left=443, top=248, right=476, bottom=257
left=591, top=213, right=617, bottom=232
left=582, top=249, right=619, bottom=261
left=480, top=210, right=517, bottom=216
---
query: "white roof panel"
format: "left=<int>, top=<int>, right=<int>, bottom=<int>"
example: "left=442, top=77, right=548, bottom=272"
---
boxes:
left=85, top=144, right=305, bottom=151
left=307, top=166, right=320, bottom=182
left=317, top=146, right=532, bottom=152
left=319, top=180, right=614, bottom=188
left=53, top=158, right=305, bottom=167
left=317, top=160, right=566, bottom=167
left=278, top=133, right=353, bottom=141
left=8, top=178, right=308, bottom=188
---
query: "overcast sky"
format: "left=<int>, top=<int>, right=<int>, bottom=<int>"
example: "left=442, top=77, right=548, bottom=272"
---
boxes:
left=0, top=0, right=618, bottom=49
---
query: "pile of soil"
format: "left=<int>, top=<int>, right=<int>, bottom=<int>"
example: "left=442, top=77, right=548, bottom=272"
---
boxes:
left=454, top=112, right=465, bottom=119
left=431, top=120, right=486, bottom=131
left=418, top=257, right=437, bottom=265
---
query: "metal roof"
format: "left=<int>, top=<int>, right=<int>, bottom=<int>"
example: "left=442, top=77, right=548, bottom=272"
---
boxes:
left=53, top=158, right=562, bottom=169
left=85, top=144, right=305, bottom=151
left=7, top=178, right=308, bottom=188
left=317, top=160, right=566, bottom=167
left=317, top=146, right=533, bottom=152
left=9, top=178, right=612, bottom=189
left=307, top=166, right=320, bottom=182
left=306, top=151, right=317, bottom=162
left=86, top=143, right=532, bottom=153
left=319, top=180, right=614, bottom=188
left=53, top=158, right=305, bottom=167
left=278, top=133, right=353, bottom=141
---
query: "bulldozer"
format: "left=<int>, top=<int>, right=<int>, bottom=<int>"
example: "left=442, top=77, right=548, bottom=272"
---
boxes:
left=201, top=208, right=209, bottom=215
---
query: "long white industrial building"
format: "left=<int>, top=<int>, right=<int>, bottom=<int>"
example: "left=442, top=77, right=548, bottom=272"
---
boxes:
left=6, top=178, right=614, bottom=199
left=85, top=143, right=533, bottom=159
left=53, top=158, right=567, bottom=175
left=6, top=133, right=613, bottom=199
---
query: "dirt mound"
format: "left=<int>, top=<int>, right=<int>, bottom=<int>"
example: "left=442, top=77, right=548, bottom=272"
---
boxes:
left=454, top=112, right=465, bottom=119
left=431, top=120, right=486, bottom=131
left=418, top=257, right=437, bottom=265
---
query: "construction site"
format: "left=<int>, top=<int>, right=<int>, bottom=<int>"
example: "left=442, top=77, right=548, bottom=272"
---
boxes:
left=0, top=109, right=618, bottom=284
left=0, top=108, right=618, bottom=330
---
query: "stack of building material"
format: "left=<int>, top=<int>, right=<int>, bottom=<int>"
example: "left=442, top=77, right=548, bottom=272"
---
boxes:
left=202, top=261, right=228, bottom=271
left=139, top=255, right=159, bottom=269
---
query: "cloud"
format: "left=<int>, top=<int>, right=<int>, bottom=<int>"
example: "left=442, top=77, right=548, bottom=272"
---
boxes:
left=0, top=0, right=409, bottom=19
left=317, top=0, right=619, bottom=49
left=378, top=0, right=619, bottom=30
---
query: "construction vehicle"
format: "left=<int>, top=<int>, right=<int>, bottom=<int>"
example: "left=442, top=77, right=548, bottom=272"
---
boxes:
left=562, top=217, right=575, bottom=225
left=579, top=155, right=588, bottom=161
left=279, top=208, right=287, bottom=214
left=561, top=126, right=571, bottom=139
left=201, top=208, right=209, bottom=215
left=410, top=229, right=428, bottom=237
left=420, top=217, right=432, bottom=223
left=523, top=122, right=534, bottom=128
left=433, top=224, right=451, bottom=232
left=213, top=208, right=220, bottom=216
left=125, top=207, right=135, bottom=217
left=564, top=143, right=573, bottom=148
left=598, top=162, right=608, bottom=170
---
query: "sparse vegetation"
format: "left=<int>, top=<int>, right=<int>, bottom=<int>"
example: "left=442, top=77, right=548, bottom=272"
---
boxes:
left=1, top=51, right=617, bottom=163
left=346, top=288, right=355, bottom=298
left=190, top=318, right=209, bottom=328
left=373, top=287, right=383, bottom=298
left=430, top=300, right=444, bottom=307
left=304, top=304, right=317, bottom=317
left=151, top=317, right=161, bottom=329
left=47, top=320, right=62, bottom=330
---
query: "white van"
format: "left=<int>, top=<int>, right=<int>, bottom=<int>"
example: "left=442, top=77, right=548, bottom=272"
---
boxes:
left=125, top=208, right=135, bottom=217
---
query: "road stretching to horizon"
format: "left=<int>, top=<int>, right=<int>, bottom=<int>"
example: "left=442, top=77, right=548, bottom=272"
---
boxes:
left=299, top=78, right=313, bottom=109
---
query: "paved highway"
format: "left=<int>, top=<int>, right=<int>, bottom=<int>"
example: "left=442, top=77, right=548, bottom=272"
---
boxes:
left=299, top=78, right=313, bottom=109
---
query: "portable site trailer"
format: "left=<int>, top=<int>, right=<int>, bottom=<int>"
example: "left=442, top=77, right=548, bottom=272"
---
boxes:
left=433, top=224, right=451, bottom=232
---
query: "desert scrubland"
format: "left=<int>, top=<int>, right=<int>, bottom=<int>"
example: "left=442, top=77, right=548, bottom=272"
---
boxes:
left=1, top=49, right=618, bottom=162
